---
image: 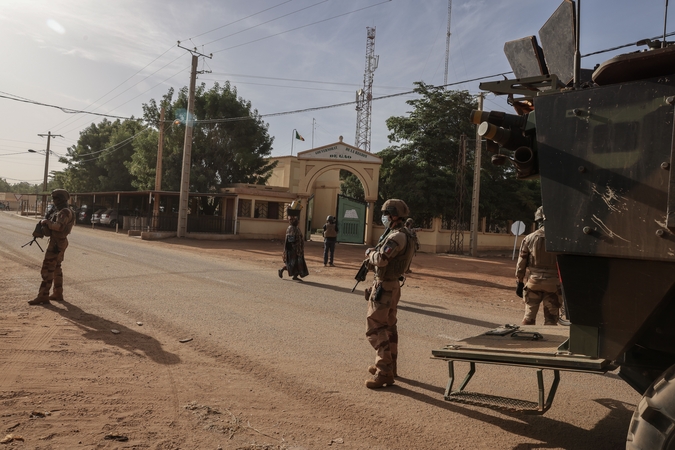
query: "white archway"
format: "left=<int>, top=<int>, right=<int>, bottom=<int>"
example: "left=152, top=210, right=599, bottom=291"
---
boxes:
left=287, top=137, right=382, bottom=244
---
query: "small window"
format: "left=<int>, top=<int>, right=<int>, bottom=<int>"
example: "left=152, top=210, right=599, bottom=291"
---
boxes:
left=254, top=201, right=268, bottom=218
left=238, top=199, right=252, bottom=217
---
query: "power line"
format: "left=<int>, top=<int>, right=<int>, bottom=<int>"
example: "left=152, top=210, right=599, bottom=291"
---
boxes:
left=48, top=45, right=179, bottom=133
left=55, top=56, right=188, bottom=136
left=208, top=72, right=410, bottom=90
left=0, top=92, right=136, bottom=120
left=202, top=0, right=330, bottom=47
left=0, top=176, right=43, bottom=182
left=211, top=0, right=393, bottom=54
left=184, top=0, right=294, bottom=41
left=194, top=71, right=514, bottom=124
left=198, top=78, right=355, bottom=93
left=582, top=30, right=675, bottom=57
left=75, top=128, right=153, bottom=162
left=0, top=151, right=31, bottom=157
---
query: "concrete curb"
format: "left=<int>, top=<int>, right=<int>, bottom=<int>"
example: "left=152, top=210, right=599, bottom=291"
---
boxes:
left=140, top=231, right=176, bottom=240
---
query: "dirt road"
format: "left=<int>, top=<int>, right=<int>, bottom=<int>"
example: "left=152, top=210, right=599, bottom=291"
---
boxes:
left=0, top=213, right=639, bottom=449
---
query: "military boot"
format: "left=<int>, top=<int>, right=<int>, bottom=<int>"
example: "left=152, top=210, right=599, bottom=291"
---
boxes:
left=369, top=363, right=398, bottom=378
left=28, top=297, right=50, bottom=305
left=365, top=373, right=395, bottom=389
left=521, top=319, right=535, bottom=325
left=544, top=314, right=559, bottom=325
left=48, top=294, right=64, bottom=302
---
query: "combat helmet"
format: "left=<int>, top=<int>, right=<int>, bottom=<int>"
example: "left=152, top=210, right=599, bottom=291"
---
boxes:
left=534, top=206, right=545, bottom=222
left=326, top=215, right=335, bottom=223
left=51, top=189, right=70, bottom=207
left=381, top=199, right=410, bottom=219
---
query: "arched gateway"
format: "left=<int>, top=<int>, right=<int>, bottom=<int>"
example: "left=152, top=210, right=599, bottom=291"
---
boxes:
left=267, top=136, right=382, bottom=244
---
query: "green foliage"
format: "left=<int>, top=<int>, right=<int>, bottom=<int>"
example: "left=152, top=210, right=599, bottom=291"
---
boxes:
left=49, top=83, right=275, bottom=204
left=0, top=178, right=11, bottom=192
left=479, top=158, right=541, bottom=229
left=378, top=83, right=477, bottom=225
left=135, top=83, right=277, bottom=194
left=55, top=118, right=144, bottom=192
left=379, top=82, right=541, bottom=228
left=0, top=179, right=42, bottom=193
left=339, top=170, right=364, bottom=201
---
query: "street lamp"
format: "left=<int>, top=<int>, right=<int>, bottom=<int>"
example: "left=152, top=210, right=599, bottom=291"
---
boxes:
left=28, top=148, right=50, bottom=215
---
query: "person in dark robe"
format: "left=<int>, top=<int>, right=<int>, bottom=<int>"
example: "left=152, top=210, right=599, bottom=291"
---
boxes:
left=278, top=214, right=309, bottom=280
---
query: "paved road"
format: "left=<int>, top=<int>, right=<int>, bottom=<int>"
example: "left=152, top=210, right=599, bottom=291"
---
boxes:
left=0, top=212, right=640, bottom=449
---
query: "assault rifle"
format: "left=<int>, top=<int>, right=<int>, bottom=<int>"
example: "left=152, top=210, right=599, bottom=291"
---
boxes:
left=22, top=222, right=45, bottom=252
left=351, top=227, right=392, bottom=292
left=22, top=205, right=57, bottom=252
left=352, top=260, right=369, bottom=292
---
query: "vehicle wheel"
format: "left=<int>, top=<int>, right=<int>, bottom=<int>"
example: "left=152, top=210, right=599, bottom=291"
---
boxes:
left=626, top=363, right=675, bottom=450
left=110, top=220, right=117, bottom=227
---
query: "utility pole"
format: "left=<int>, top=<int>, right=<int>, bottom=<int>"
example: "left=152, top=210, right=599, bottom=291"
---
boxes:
left=449, top=133, right=466, bottom=254
left=37, top=131, right=62, bottom=215
left=176, top=43, right=212, bottom=238
left=152, top=106, right=165, bottom=230
left=469, top=93, right=484, bottom=257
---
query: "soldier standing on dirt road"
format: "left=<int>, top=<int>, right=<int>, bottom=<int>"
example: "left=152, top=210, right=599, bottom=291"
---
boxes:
left=28, top=189, right=76, bottom=305
left=515, top=206, right=561, bottom=325
left=322, top=215, right=338, bottom=267
left=364, top=199, right=416, bottom=389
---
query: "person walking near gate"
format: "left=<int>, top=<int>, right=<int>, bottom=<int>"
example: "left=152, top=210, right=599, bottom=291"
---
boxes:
left=322, top=215, right=338, bottom=267
left=278, top=208, right=309, bottom=281
left=29, top=189, right=76, bottom=305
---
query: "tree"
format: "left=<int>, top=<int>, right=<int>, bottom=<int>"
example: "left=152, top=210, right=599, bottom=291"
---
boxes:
left=0, top=179, right=41, bottom=194
left=378, top=83, right=477, bottom=225
left=131, top=83, right=277, bottom=201
left=0, top=178, right=11, bottom=192
left=55, top=118, right=144, bottom=193
left=339, top=170, right=364, bottom=201
left=379, top=82, right=541, bottom=229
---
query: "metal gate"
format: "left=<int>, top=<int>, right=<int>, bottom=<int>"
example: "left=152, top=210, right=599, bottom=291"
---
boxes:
left=336, top=195, right=366, bottom=244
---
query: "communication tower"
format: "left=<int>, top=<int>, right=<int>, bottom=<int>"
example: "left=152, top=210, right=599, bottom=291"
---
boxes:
left=355, top=27, right=378, bottom=152
left=444, top=0, right=452, bottom=86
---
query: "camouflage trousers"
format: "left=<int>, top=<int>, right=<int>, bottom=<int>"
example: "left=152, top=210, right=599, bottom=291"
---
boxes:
left=523, top=286, right=561, bottom=325
left=37, top=238, right=68, bottom=300
left=366, top=279, right=400, bottom=377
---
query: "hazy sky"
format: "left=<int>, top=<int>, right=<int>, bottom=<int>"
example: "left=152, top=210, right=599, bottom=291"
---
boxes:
left=0, top=0, right=670, bottom=186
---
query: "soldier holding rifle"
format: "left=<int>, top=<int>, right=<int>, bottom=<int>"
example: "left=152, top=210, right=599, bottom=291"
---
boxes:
left=363, top=199, right=416, bottom=389
left=28, top=189, right=75, bottom=305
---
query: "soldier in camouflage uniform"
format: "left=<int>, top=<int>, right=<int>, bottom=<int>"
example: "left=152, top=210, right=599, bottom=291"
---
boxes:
left=28, top=189, right=76, bottom=305
left=364, top=199, right=416, bottom=389
left=515, top=206, right=561, bottom=325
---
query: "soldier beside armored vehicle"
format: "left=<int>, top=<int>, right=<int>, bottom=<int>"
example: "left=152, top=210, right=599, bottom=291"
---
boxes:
left=432, top=1, right=675, bottom=449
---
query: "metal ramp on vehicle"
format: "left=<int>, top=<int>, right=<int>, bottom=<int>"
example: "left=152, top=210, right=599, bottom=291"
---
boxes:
left=432, top=326, right=612, bottom=415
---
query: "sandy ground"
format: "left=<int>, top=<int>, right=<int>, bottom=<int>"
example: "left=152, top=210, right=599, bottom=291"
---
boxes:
left=0, top=225, right=530, bottom=449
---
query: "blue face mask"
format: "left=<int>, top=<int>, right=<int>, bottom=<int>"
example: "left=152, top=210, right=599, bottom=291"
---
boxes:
left=381, top=214, right=391, bottom=228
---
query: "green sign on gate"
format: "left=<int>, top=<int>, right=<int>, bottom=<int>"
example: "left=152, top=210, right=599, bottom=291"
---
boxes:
left=336, top=195, right=366, bottom=244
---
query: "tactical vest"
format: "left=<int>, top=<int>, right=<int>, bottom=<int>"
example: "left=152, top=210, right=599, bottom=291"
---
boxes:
left=51, top=208, right=75, bottom=239
left=377, top=227, right=416, bottom=281
left=324, top=223, right=337, bottom=238
left=527, top=229, right=557, bottom=278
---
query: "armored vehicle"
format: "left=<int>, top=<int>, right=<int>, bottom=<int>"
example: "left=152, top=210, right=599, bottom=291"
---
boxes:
left=431, top=1, right=675, bottom=448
